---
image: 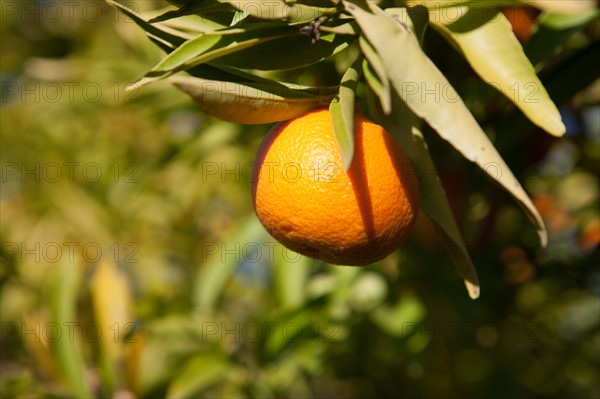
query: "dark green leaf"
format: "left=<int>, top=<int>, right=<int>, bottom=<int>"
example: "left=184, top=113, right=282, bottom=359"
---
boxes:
left=134, top=25, right=297, bottom=87
left=214, top=32, right=355, bottom=70
left=107, top=0, right=187, bottom=47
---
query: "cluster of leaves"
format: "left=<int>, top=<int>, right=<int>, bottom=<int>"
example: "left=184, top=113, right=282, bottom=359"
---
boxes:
left=108, top=0, right=597, bottom=298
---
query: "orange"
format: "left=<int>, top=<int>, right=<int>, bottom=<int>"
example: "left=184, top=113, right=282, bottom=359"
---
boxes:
left=251, top=108, right=420, bottom=266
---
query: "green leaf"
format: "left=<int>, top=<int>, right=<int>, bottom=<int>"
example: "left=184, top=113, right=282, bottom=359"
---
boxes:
left=406, top=0, right=598, bottom=14
left=525, top=10, right=600, bottom=67
left=107, top=0, right=187, bottom=47
left=500, top=41, right=600, bottom=144
left=193, top=216, right=264, bottom=313
left=170, top=71, right=333, bottom=124
left=346, top=1, right=548, bottom=247
left=166, top=353, right=229, bottom=398
left=367, top=89, right=481, bottom=299
left=49, top=259, right=92, bottom=398
left=405, top=0, right=522, bottom=8
left=150, top=0, right=235, bottom=28
left=429, top=6, right=565, bottom=137
left=225, top=0, right=337, bottom=23
left=385, top=6, right=430, bottom=45
left=214, top=32, right=355, bottom=71
left=329, top=57, right=361, bottom=170
left=359, top=36, right=391, bottom=113
left=226, top=0, right=290, bottom=20
left=134, top=25, right=296, bottom=87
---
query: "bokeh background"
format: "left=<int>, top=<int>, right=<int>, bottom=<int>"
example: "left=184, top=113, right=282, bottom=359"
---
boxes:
left=1, top=1, right=599, bottom=398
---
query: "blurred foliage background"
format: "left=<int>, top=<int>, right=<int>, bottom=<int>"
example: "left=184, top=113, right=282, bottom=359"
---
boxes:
left=1, top=1, right=599, bottom=398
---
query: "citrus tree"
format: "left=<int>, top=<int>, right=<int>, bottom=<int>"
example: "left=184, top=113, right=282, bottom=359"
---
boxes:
left=2, top=1, right=598, bottom=398
left=108, top=0, right=594, bottom=299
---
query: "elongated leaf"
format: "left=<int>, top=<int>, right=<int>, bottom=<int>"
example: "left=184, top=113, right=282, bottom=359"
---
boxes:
left=167, top=353, right=229, bottom=398
left=188, top=63, right=340, bottom=94
left=49, top=259, right=92, bottom=398
left=501, top=41, right=600, bottom=145
left=406, top=0, right=598, bottom=13
left=287, top=3, right=339, bottom=24
left=214, top=32, right=355, bottom=71
left=362, top=58, right=386, bottom=110
left=345, top=1, right=548, bottom=246
left=150, top=0, right=235, bottom=27
left=225, top=0, right=336, bottom=23
left=329, top=58, right=361, bottom=170
left=90, top=258, right=132, bottom=396
left=402, top=0, right=529, bottom=8
left=385, top=6, right=430, bottom=45
left=226, top=0, right=290, bottom=20
left=90, top=258, right=132, bottom=361
left=429, top=7, right=565, bottom=137
left=368, top=89, right=480, bottom=299
left=171, top=74, right=333, bottom=124
left=134, top=25, right=296, bottom=87
left=107, top=0, right=187, bottom=47
left=359, top=36, right=390, bottom=113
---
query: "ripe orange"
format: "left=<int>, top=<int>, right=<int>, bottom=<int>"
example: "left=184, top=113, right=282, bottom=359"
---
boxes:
left=251, top=108, right=420, bottom=266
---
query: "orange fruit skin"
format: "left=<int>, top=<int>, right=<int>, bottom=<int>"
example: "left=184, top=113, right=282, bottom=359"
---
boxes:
left=251, top=109, right=420, bottom=266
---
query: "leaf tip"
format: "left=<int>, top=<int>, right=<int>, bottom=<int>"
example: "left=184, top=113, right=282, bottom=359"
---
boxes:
left=539, top=229, right=548, bottom=248
left=466, top=280, right=480, bottom=300
left=125, top=82, right=140, bottom=92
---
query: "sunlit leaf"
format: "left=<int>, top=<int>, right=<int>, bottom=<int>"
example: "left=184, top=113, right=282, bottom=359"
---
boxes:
left=107, top=0, right=187, bottom=47
left=385, top=6, right=430, bottom=45
left=329, top=57, right=360, bottom=171
left=367, top=89, right=481, bottom=299
left=170, top=73, right=333, bottom=124
left=429, top=6, right=565, bottom=137
left=345, top=0, right=548, bottom=247
left=90, top=258, right=132, bottom=360
left=226, top=0, right=290, bottom=20
left=149, top=0, right=235, bottom=28
left=359, top=36, right=391, bottom=113
left=134, top=25, right=296, bottom=87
